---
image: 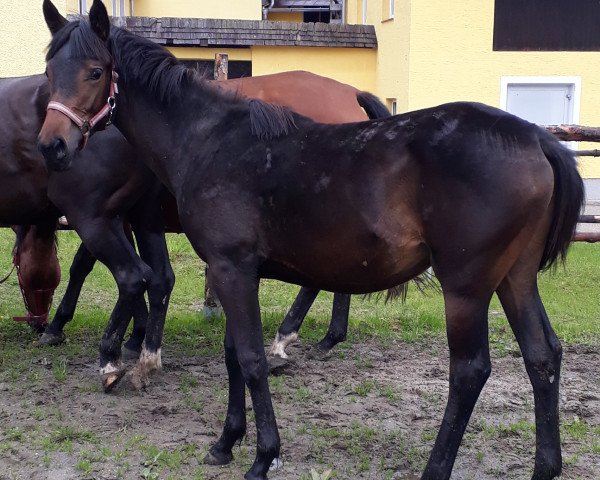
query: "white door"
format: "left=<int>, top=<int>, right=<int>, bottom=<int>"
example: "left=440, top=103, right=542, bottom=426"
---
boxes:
left=505, top=83, right=574, bottom=125
left=501, top=76, right=580, bottom=126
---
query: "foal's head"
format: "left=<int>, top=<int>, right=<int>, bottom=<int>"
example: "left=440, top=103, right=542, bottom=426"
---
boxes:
left=38, top=0, right=114, bottom=171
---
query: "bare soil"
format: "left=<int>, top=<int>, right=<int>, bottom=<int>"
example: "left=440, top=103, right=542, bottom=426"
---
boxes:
left=0, top=339, right=599, bottom=480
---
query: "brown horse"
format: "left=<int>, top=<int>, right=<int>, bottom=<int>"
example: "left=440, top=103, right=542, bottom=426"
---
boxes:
left=38, top=2, right=584, bottom=479
left=0, top=73, right=174, bottom=375
left=11, top=225, right=60, bottom=330
left=0, top=76, right=62, bottom=329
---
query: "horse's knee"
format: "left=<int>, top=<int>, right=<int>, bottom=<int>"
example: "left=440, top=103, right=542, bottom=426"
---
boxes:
left=237, top=349, right=268, bottom=387
left=115, top=267, right=149, bottom=298
left=523, top=342, right=562, bottom=386
left=451, top=354, right=491, bottom=393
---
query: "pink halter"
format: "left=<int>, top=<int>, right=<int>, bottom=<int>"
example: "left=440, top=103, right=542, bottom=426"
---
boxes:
left=46, top=70, right=119, bottom=149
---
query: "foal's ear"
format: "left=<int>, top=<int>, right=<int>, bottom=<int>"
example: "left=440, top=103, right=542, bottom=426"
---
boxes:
left=90, top=0, right=111, bottom=42
left=42, top=0, right=67, bottom=36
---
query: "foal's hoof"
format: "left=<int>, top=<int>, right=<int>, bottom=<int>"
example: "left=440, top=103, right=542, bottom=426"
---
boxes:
left=204, top=448, right=233, bottom=466
left=36, top=331, right=66, bottom=347
left=102, top=369, right=127, bottom=393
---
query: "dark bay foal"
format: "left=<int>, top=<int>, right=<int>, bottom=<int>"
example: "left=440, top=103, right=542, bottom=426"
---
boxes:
left=38, top=2, right=584, bottom=479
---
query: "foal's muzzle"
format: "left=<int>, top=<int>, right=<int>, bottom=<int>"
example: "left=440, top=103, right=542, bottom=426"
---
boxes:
left=38, top=136, right=71, bottom=172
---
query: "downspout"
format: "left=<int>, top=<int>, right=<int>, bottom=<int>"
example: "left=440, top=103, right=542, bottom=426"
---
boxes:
left=129, top=0, right=134, bottom=16
left=262, top=0, right=275, bottom=20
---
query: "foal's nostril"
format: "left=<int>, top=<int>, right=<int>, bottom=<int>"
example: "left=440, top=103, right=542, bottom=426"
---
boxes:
left=52, top=137, right=67, bottom=160
left=38, top=136, right=70, bottom=171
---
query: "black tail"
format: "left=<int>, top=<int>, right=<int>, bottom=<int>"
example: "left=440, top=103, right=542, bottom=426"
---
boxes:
left=356, top=91, right=391, bottom=120
left=538, top=130, right=585, bottom=271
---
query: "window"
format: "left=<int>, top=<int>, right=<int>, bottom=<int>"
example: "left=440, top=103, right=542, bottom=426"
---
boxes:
left=80, top=0, right=125, bottom=16
left=387, top=98, right=397, bottom=115
left=180, top=60, right=252, bottom=80
left=494, top=0, right=600, bottom=51
left=382, top=0, right=394, bottom=21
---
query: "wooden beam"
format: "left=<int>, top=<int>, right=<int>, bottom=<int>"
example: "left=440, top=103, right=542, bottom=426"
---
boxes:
left=544, top=125, right=600, bottom=142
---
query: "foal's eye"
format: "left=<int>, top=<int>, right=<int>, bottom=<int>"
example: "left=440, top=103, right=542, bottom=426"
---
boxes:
left=89, top=68, right=103, bottom=81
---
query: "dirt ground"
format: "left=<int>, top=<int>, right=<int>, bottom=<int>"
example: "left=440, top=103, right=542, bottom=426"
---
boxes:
left=0, top=339, right=599, bottom=480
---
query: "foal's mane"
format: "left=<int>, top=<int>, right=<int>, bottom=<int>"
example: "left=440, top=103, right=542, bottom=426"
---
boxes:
left=47, top=20, right=297, bottom=139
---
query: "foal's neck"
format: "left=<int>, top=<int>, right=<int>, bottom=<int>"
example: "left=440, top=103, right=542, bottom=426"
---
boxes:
left=109, top=28, right=234, bottom=193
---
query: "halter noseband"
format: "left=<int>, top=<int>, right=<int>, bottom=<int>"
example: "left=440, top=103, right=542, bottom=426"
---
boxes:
left=46, top=70, right=119, bottom=149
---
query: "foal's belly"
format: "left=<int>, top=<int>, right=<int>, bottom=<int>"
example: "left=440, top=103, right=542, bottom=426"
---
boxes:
left=260, top=224, right=430, bottom=294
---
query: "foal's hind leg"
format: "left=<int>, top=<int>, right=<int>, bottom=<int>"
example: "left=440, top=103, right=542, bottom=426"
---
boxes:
left=496, top=254, right=562, bottom=478
left=270, top=287, right=319, bottom=359
left=422, top=287, right=493, bottom=479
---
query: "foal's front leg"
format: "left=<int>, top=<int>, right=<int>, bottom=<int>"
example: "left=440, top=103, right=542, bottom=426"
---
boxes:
left=206, top=259, right=279, bottom=480
left=73, top=219, right=153, bottom=391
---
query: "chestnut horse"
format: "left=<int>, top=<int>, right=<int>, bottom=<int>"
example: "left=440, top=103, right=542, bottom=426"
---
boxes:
left=39, top=2, right=584, bottom=478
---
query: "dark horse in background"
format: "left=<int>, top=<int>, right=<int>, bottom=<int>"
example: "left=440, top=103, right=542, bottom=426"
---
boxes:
left=39, top=1, right=584, bottom=479
left=0, top=74, right=175, bottom=382
left=3, top=74, right=388, bottom=358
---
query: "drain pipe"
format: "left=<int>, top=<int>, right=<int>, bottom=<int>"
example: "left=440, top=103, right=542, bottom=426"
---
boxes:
left=262, top=0, right=275, bottom=20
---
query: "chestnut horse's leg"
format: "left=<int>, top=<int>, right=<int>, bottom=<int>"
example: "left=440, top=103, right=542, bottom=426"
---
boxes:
left=270, top=289, right=351, bottom=360
left=270, top=287, right=319, bottom=358
left=496, top=251, right=562, bottom=478
left=314, top=293, right=351, bottom=354
left=206, top=258, right=279, bottom=480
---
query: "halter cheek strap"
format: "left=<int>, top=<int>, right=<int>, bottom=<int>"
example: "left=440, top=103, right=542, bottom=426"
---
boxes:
left=46, top=70, right=119, bottom=149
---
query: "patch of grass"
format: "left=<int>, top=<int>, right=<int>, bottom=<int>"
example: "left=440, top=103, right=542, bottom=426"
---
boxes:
left=354, top=380, right=375, bottom=397
left=52, top=356, right=68, bottom=382
left=473, top=419, right=535, bottom=441
left=75, top=458, right=93, bottom=475
left=5, top=427, right=25, bottom=441
left=294, top=386, right=313, bottom=402
left=378, top=385, right=401, bottom=402
left=40, top=425, right=99, bottom=453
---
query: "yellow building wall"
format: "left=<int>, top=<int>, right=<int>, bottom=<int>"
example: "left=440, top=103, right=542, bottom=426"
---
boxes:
left=0, top=0, right=68, bottom=77
left=132, top=0, right=261, bottom=20
left=251, top=47, right=377, bottom=93
left=407, top=1, right=600, bottom=176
